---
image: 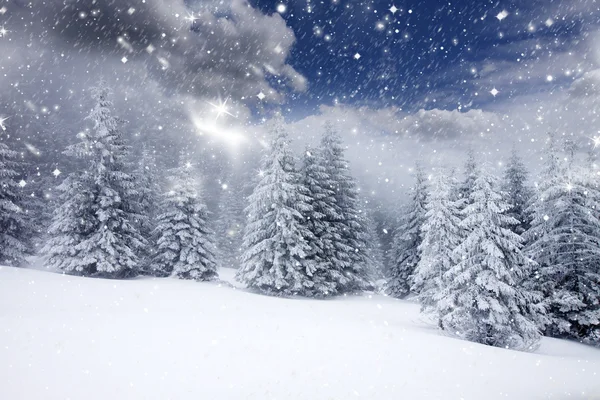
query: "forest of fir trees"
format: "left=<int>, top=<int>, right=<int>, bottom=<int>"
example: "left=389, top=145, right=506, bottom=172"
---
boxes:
left=1, top=82, right=599, bottom=350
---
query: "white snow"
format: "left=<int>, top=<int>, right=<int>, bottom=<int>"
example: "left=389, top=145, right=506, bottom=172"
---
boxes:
left=1, top=265, right=599, bottom=399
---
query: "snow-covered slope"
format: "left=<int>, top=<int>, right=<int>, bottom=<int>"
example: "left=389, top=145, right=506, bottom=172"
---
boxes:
left=1, top=265, right=599, bottom=399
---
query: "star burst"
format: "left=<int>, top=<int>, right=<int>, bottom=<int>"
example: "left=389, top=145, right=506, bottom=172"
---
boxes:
left=591, top=135, right=600, bottom=149
left=206, top=97, right=236, bottom=121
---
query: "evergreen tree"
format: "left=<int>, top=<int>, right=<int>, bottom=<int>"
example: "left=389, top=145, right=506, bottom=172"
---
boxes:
left=412, top=169, right=462, bottom=311
left=387, top=163, right=428, bottom=298
left=435, top=167, right=542, bottom=350
left=526, top=136, right=600, bottom=344
left=502, top=147, right=533, bottom=234
left=299, top=146, right=339, bottom=295
left=133, top=146, right=161, bottom=275
left=44, top=83, right=146, bottom=278
left=459, top=147, right=478, bottom=204
left=151, top=155, right=218, bottom=281
left=0, top=131, right=31, bottom=266
left=236, top=117, right=317, bottom=296
left=215, top=176, right=246, bottom=269
left=318, top=121, right=373, bottom=293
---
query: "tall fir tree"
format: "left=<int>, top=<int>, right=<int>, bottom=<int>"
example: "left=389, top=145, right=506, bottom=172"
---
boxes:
left=215, top=175, right=246, bottom=269
left=318, top=121, right=373, bottom=293
left=412, top=169, right=462, bottom=311
left=502, top=147, right=533, bottom=234
left=151, top=154, right=218, bottom=281
left=435, top=166, right=542, bottom=350
left=236, top=117, right=317, bottom=296
left=459, top=147, right=478, bottom=204
left=525, top=136, right=600, bottom=344
left=387, top=162, right=428, bottom=298
left=299, top=146, right=340, bottom=295
left=44, top=83, right=146, bottom=278
left=0, top=130, right=31, bottom=266
left=132, top=146, right=161, bottom=275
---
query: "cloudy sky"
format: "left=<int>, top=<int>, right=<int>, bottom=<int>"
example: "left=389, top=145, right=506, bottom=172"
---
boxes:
left=1, top=0, right=600, bottom=206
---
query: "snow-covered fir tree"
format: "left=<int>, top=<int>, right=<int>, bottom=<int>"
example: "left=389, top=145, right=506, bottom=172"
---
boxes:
left=387, top=162, right=428, bottom=298
left=364, top=207, right=386, bottom=282
left=44, top=83, right=146, bottom=278
left=0, top=131, right=31, bottom=266
left=236, top=117, right=317, bottom=296
left=459, top=147, right=478, bottom=204
left=133, top=146, right=161, bottom=275
left=502, top=147, right=533, bottom=234
left=412, top=169, right=462, bottom=311
left=525, top=136, right=600, bottom=344
left=317, top=121, right=373, bottom=293
left=435, top=166, right=542, bottom=350
left=215, top=175, right=245, bottom=269
left=151, top=154, right=218, bottom=281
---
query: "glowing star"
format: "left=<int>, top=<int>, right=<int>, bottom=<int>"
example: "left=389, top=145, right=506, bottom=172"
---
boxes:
left=0, top=25, right=8, bottom=38
left=591, top=135, right=600, bottom=148
left=389, top=5, right=398, bottom=14
left=18, top=180, right=26, bottom=188
left=546, top=75, right=553, bottom=82
left=276, top=4, right=286, bottom=13
left=354, top=52, right=361, bottom=60
left=257, top=92, right=266, bottom=100
left=496, top=10, right=509, bottom=21
left=0, top=7, right=7, bottom=15
left=543, top=215, right=549, bottom=221
left=545, top=18, right=554, bottom=27
left=185, top=161, right=192, bottom=169
left=121, top=56, right=128, bottom=63
left=206, top=97, right=236, bottom=120
left=566, top=183, right=573, bottom=192
left=52, top=168, right=61, bottom=177
left=185, top=12, right=199, bottom=24
left=490, top=87, right=499, bottom=97
left=0, top=116, right=8, bottom=131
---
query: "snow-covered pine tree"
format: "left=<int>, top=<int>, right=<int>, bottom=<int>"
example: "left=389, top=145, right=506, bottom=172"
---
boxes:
left=526, top=137, right=600, bottom=344
left=459, top=147, right=478, bottom=204
left=387, top=162, right=428, bottom=298
left=412, top=169, right=462, bottom=311
left=236, top=116, right=317, bottom=296
left=435, top=166, right=542, bottom=350
left=0, top=131, right=31, bottom=266
left=215, top=175, right=245, bottom=269
left=319, top=121, right=373, bottom=293
left=502, top=147, right=533, bottom=234
left=133, top=146, right=161, bottom=275
left=151, top=154, right=218, bottom=281
left=363, top=207, right=386, bottom=282
left=44, top=83, right=146, bottom=278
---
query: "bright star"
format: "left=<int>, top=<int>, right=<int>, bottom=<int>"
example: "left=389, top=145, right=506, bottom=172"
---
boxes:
left=0, top=25, right=8, bottom=37
left=490, top=88, right=499, bottom=97
left=389, top=5, right=398, bottom=14
left=206, top=97, right=236, bottom=120
left=354, top=53, right=361, bottom=60
left=185, top=11, right=199, bottom=24
left=19, top=180, right=27, bottom=188
left=590, top=136, right=600, bottom=148
left=257, top=92, right=266, bottom=100
left=52, top=168, right=61, bottom=177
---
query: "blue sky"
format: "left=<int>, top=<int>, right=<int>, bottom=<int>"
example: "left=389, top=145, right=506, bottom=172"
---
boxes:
left=248, top=0, right=600, bottom=115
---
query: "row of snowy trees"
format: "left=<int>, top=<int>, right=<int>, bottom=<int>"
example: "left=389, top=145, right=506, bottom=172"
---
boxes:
left=1, top=84, right=379, bottom=294
left=387, top=138, right=600, bottom=348
left=0, top=84, right=220, bottom=280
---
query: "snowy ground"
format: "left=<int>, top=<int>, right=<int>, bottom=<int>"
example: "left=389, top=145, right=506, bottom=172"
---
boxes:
left=1, top=265, right=599, bottom=399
